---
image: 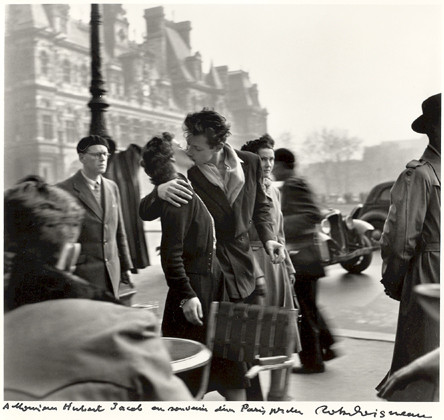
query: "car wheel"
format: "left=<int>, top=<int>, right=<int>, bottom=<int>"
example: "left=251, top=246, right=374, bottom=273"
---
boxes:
left=340, top=235, right=373, bottom=274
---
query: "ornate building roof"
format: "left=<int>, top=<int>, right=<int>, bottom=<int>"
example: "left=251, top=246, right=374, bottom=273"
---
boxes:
left=4, top=4, right=268, bottom=187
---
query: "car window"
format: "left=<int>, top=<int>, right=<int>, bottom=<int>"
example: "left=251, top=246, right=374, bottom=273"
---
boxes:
left=378, top=187, right=391, bottom=202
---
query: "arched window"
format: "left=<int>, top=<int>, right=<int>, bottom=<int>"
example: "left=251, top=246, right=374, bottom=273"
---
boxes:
left=40, top=51, right=49, bottom=76
left=62, top=59, right=71, bottom=83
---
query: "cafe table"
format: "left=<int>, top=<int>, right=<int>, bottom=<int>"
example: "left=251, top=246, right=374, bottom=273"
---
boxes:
left=162, top=337, right=212, bottom=398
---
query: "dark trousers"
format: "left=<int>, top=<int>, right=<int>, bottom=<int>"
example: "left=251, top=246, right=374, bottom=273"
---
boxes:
left=294, top=274, right=334, bottom=368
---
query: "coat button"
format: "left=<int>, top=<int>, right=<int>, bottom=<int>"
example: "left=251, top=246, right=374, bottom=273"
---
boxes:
left=104, top=258, right=109, bottom=263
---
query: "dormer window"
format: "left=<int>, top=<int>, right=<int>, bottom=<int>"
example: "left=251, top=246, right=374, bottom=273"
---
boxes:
left=118, top=28, right=126, bottom=42
left=62, top=59, right=71, bottom=83
left=40, top=51, right=49, bottom=77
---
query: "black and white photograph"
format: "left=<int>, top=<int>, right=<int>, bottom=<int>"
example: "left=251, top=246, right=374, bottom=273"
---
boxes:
left=2, top=0, right=442, bottom=418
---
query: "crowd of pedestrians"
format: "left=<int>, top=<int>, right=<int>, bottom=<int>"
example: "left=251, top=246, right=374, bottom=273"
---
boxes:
left=3, top=94, right=440, bottom=402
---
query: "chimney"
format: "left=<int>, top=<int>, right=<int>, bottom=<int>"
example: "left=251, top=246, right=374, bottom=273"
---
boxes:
left=144, top=6, right=165, bottom=38
left=216, top=65, right=229, bottom=89
left=144, top=6, right=167, bottom=77
left=174, top=21, right=192, bottom=49
left=185, top=52, right=202, bottom=81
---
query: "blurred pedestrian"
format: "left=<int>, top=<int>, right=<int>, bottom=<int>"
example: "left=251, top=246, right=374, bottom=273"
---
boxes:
left=139, top=108, right=285, bottom=400
left=105, top=142, right=150, bottom=272
left=140, top=132, right=247, bottom=400
left=4, top=176, right=192, bottom=401
left=377, top=93, right=441, bottom=401
left=57, top=135, right=133, bottom=299
left=274, top=148, right=336, bottom=374
left=241, top=134, right=300, bottom=401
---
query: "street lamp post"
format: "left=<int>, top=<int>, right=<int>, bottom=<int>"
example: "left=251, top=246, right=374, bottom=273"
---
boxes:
left=88, top=4, right=110, bottom=139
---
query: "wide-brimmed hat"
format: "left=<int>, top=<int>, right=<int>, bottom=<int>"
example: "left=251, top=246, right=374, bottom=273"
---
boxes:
left=411, top=93, right=441, bottom=134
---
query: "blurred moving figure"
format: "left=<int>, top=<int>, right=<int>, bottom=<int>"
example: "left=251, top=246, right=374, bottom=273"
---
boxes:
left=377, top=93, right=441, bottom=401
left=241, top=134, right=300, bottom=401
left=105, top=141, right=150, bottom=271
left=57, top=135, right=133, bottom=298
left=274, top=148, right=336, bottom=374
left=4, top=177, right=192, bottom=401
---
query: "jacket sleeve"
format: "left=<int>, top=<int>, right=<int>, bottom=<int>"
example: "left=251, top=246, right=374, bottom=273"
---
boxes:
left=281, top=178, right=322, bottom=241
left=251, top=156, right=276, bottom=245
left=160, top=203, right=197, bottom=301
left=275, top=188, right=296, bottom=275
left=115, top=184, right=133, bottom=271
left=380, top=166, right=429, bottom=288
left=139, top=187, right=162, bottom=221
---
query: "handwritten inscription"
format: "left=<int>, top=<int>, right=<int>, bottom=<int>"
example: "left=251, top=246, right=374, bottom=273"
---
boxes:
left=315, top=405, right=432, bottom=419
left=110, top=402, right=142, bottom=411
left=3, top=403, right=57, bottom=412
left=168, top=405, right=208, bottom=412
left=1, top=402, right=433, bottom=418
left=63, top=402, right=105, bottom=412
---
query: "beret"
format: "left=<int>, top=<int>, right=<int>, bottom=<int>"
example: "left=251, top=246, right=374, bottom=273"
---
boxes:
left=76, top=135, right=110, bottom=153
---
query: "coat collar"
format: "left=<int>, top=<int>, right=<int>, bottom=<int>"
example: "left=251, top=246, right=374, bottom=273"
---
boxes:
left=421, top=145, right=441, bottom=184
left=71, top=170, right=103, bottom=220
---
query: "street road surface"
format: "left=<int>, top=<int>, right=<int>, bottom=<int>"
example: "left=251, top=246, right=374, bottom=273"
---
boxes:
left=319, top=253, right=398, bottom=340
left=133, top=252, right=398, bottom=340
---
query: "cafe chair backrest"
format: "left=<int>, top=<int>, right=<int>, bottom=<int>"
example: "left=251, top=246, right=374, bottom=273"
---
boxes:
left=206, top=301, right=301, bottom=363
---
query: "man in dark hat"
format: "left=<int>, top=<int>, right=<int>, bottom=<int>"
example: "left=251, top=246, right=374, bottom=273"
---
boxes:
left=58, top=135, right=133, bottom=298
left=376, top=93, right=441, bottom=401
left=273, top=148, right=336, bottom=374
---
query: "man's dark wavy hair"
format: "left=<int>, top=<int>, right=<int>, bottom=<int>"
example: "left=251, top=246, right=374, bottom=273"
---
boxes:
left=183, top=108, right=231, bottom=148
left=141, top=132, right=176, bottom=186
left=241, top=133, right=275, bottom=154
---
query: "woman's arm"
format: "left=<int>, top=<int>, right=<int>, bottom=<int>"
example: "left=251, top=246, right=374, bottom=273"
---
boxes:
left=160, top=203, right=203, bottom=326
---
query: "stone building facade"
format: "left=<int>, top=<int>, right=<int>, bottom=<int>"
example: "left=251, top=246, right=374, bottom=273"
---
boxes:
left=4, top=4, right=268, bottom=188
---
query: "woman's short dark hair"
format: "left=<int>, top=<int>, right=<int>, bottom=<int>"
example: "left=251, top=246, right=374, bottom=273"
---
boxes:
left=141, top=132, right=176, bottom=185
left=241, top=133, right=275, bottom=154
left=4, top=176, right=84, bottom=262
left=183, top=108, right=231, bottom=148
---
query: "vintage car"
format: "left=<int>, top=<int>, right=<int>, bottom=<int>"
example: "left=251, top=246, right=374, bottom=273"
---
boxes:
left=316, top=207, right=379, bottom=274
left=353, top=181, right=394, bottom=241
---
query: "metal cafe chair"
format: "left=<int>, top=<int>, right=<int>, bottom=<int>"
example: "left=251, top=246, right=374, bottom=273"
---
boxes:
left=196, top=301, right=301, bottom=399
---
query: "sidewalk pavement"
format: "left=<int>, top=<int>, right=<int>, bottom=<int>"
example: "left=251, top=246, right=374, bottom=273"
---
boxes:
left=131, top=265, right=395, bottom=402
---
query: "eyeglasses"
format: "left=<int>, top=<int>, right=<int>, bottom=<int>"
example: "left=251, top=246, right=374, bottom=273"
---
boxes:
left=84, top=152, right=111, bottom=159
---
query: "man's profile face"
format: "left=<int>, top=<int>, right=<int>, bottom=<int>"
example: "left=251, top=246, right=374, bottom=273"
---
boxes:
left=272, top=161, right=287, bottom=181
left=186, top=134, right=219, bottom=166
left=79, top=144, right=109, bottom=177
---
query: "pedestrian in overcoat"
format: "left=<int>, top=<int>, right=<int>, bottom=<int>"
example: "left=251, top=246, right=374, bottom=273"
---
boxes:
left=377, top=93, right=441, bottom=401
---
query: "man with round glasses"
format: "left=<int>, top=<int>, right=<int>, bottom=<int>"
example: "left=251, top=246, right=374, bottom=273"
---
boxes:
left=58, top=135, right=133, bottom=298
